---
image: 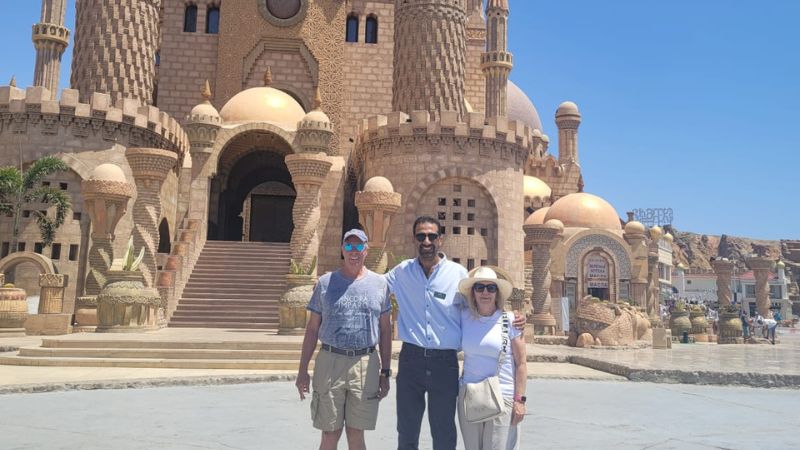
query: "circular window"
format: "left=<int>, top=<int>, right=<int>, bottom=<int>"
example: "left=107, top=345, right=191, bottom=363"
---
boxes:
left=259, top=0, right=308, bottom=27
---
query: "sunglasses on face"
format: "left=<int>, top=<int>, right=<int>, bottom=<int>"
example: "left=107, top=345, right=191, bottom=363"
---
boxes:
left=414, top=233, right=440, bottom=243
left=343, top=243, right=366, bottom=252
left=473, top=283, right=498, bottom=293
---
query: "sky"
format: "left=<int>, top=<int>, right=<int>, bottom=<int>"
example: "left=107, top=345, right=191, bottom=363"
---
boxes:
left=0, top=1, right=798, bottom=240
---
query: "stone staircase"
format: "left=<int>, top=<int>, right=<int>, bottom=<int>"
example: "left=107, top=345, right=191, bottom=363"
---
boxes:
left=0, top=336, right=311, bottom=370
left=168, top=241, right=290, bottom=329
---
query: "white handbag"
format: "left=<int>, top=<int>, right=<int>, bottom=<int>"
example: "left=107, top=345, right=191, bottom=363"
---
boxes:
left=462, top=313, right=509, bottom=423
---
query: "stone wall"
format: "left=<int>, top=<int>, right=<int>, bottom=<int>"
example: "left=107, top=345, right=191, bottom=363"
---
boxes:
left=156, top=0, right=220, bottom=122
left=358, top=111, right=531, bottom=286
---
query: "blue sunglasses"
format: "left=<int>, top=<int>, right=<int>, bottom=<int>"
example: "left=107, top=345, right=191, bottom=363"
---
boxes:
left=343, top=243, right=366, bottom=252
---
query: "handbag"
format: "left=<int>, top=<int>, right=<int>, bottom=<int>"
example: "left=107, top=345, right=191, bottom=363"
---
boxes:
left=462, top=313, right=510, bottom=423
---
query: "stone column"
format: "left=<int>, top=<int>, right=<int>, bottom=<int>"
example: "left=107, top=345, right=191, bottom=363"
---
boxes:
left=712, top=259, right=735, bottom=307
left=81, top=167, right=134, bottom=296
left=623, top=217, right=648, bottom=309
left=185, top=86, right=222, bottom=242
left=355, top=177, right=402, bottom=273
left=746, top=257, right=776, bottom=317
left=524, top=219, right=563, bottom=335
left=38, top=274, right=68, bottom=314
left=285, top=153, right=333, bottom=275
left=125, top=148, right=178, bottom=288
left=646, top=252, right=662, bottom=327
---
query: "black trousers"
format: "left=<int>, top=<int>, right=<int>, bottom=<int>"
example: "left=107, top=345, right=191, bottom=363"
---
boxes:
left=396, top=343, right=459, bottom=450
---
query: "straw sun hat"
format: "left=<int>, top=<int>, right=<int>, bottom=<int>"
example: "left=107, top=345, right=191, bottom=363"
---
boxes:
left=457, top=266, right=513, bottom=302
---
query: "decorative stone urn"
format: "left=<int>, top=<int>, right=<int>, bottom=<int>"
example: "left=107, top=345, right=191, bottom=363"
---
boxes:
left=669, top=310, right=692, bottom=340
left=0, top=282, right=28, bottom=337
left=278, top=274, right=315, bottom=335
left=717, top=309, right=744, bottom=344
left=689, top=309, right=708, bottom=335
left=96, top=270, right=162, bottom=333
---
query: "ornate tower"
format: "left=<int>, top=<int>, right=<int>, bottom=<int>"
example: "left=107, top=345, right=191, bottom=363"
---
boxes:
left=32, top=0, right=70, bottom=99
left=482, top=0, right=512, bottom=119
left=556, top=101, right=581, bottom=165
left=393, top=0, right=468, bottom=119
left=70, top=0, right=161, bottom=105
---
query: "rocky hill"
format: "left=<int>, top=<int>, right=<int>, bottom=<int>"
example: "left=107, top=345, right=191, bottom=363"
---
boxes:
left=664, top=226, right=782, bottom=272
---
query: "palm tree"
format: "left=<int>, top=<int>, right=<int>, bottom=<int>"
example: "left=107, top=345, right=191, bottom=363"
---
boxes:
left=0, top=156, right=71, bottom=253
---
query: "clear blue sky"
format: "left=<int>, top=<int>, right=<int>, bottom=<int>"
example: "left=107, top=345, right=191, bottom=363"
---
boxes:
left=1, top=1, right=797, bottom=240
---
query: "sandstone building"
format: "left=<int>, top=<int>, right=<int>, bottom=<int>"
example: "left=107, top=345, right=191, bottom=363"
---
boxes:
left=2, top=0, right=654, bottom=334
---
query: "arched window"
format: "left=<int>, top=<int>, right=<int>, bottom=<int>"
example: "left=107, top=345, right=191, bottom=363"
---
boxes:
left=345, top=14, right=359, bottom=43
left=184, top=4, right=198, bottom=32
left=365, top=15, right=378, bottom=44
left=206, top=6, right=220, bottom=34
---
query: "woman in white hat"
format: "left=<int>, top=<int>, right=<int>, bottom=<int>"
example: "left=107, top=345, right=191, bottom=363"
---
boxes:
left=456, top=266, right=527, bottom=450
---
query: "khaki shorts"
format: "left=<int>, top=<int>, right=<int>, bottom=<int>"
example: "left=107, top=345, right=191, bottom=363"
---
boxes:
left=310, top=348, right=380, bottom=431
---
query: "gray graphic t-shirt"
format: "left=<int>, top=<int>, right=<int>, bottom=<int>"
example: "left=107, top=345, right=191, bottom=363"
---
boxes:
left=307, top=269, right=391, bottom=350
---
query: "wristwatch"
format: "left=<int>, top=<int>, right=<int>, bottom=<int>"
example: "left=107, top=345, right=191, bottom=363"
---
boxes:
left=514, top=395, right=527, bottom=404
left=380, top=368, right=392, bottom=379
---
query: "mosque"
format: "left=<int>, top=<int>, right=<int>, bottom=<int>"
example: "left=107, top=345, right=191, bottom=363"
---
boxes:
left=0, top=0, right=669, bottom=337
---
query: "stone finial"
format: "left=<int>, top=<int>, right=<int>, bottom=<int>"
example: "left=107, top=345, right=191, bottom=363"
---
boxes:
left=313, top=86, right=322, bottom=110
left=202, top=79, right=212, bottom=101
left=263, top=67, right=273, bottom=87
left=9, top=75, right=16, bottom=87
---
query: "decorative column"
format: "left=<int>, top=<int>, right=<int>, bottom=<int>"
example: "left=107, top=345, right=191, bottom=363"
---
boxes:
left=623, top=217, right=648, bottom=309
left=746, top=257, right=776, bottom=318
left=556, top=102, right=581, bottom=165
left=524, top=219, right=563, bottom=335
left=482, top=0, right=512, bottom=119
left=38, top=274, right=68, bottom=314
left=32, top=0, right=70, bottom=99
left=713, top=258, right=742, bottom=344
left=81, top=164, right=134, bottom=296
left=355, top=177, right=402, bottom=273
left=279, top=99, right=334, bottom=335
left=646, top=226, right=664, bottom=322
left=125, top=148, right=178, bottom=288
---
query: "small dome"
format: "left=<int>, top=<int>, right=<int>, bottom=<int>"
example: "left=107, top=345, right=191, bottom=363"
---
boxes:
left=650, top=226, right=664, bottom=241
left=220, top=87, right=306, bottom=129
left=363, top=176, right=394, bottom=193
left=544, top=193, right=621, bottom=230
left=664, top=232, right=674, bottom=243
left=523, top=176, right=551, bottom=200
left=507, top=80, right=543, bottom=131
left=544, top=219, right=564, bottom=233
left=525, top=207, right=550, bottom=225
left=190, top=101, right=220, bottom=119
left=90, top=163, right=126, bottom=183
left=556, top=101, right=580, bottom=117
left=624, top=220, right=646, bottom=235
left=776, top=260, right=785, bottom=269
left=298, top=108, right=332, bottom=131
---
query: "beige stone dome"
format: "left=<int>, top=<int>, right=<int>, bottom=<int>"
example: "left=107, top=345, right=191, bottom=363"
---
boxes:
left=776, top=260, right=785, bottom=269
left=664, top=232, right=674, bottom=243
left=624, top=220, right=646, bottom=235
left=220, top=87, right=306, bottom=129
left=525, top=206, right=550, bottom=225
left=556, top=101, right=580, bottom=117
left=523, top=176, right=551, bottom=204
left=507, top=80, right=542, bottom=131
left=190, top=101, right=220, bottom=118
left=363, top=176, right=394, bottom=193
left=90, top=163, right=126, bottom=182
left=544, top=193, right=621, bottom=230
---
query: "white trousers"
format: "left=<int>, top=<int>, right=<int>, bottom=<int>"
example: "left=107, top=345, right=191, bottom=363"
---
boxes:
left=457, top=385, right=520, bottom=450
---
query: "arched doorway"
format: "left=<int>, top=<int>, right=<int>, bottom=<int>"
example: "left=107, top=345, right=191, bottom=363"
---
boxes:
left=208, top=130, right=295, bottom=242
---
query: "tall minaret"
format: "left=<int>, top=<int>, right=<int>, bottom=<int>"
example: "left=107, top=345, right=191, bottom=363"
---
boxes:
left=482, top=0, right=512, bottom=119
left=32, top=0, right=70, bottom=99
left=556, top=101, right=581, bottom=165
left=393, top=0, right=468, bottom=120
left=70, top=0, right=161, bottom=105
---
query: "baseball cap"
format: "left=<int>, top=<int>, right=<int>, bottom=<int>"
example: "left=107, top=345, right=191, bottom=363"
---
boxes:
left=342, top=229, right=368, bottom=244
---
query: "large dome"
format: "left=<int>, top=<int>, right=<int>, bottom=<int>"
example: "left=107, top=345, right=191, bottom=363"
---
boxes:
left=507, top=80, right=543, bottom=131
left=219, top=87, right=306, bottom=129
left=544, top=193, right=622, bottom=230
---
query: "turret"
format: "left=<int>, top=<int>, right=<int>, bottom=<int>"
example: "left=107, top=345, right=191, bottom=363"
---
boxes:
left=482, top=0, right=512, bottom=119
left=32, top=0, right=70, bottom=99
left=555, top=101, right=581, bottom=165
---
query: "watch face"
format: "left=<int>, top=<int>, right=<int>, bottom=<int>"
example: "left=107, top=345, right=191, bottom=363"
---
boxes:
left=266, top=0, right=301, bottom=19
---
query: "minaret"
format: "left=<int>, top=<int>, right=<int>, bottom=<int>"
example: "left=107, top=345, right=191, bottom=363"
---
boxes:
left=555, top=101, right=581, bottom=165
left=482, top=0, right=512, bottom=119
left=70, top=0, right=161, bottom=105
left=393, top=0, right=468, bottom=120
left=32, top=0, right=70, bottom=99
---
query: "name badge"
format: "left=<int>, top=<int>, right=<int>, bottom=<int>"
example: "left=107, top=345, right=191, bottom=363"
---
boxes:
left=433, top=291, right=446, bottom=300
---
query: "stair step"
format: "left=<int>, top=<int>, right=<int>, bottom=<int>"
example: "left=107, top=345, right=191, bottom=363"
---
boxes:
left=0, top=355, right=309, bottom=370
left=170, top=316, right=279, bottom=323
left=177, top=299, right=280, bottom=305
left=40, top=339, right=306, bottom=351
left=171, top=312, right=277, bottom=319
left=167, top=322, right=277, bottom=329
left=18, top=347, right=303, bottom=360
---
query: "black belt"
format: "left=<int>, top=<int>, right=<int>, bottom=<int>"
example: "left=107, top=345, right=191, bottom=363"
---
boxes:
left=321, top=343, right=375, bottom=357
left=401, top=342, right=457, bottom=358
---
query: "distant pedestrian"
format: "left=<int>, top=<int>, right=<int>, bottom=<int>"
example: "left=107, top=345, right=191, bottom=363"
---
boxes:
left=296, top=229, right=392, bottom=450
left=740, top=310, right=750, bottom=338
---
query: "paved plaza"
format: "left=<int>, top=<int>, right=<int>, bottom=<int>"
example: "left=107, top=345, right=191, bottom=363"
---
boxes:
left=2, top=379, right=799, bottom=450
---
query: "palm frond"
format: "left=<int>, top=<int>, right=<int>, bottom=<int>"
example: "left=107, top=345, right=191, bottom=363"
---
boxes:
left=0, top=167, right=23, bottom=200
left=22, top=157, right=69, bottom=191
left=28, top=187, right=71, bottom=248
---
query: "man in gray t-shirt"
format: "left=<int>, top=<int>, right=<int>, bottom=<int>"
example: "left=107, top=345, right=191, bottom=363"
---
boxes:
left=296, top=229, right=392, bottom=450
